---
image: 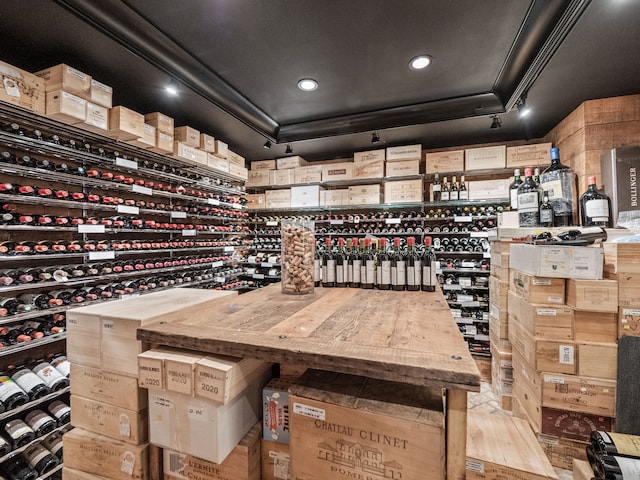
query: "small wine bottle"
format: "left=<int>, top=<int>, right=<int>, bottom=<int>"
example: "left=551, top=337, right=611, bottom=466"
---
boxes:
left=539, top=191, right=555, bottom=228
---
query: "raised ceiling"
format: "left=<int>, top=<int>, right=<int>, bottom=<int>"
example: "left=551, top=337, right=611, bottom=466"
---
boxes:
left=0, top=0, right=639, bottom=162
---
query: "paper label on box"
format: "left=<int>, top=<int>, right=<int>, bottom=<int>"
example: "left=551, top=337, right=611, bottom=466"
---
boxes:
left=623, top=309, right=640, bottom=316
left=187, top=405, right=207, bottom=421
left=115, top=157, right=138, bottom=169
left=132, top=184, right=153, bottom=195
left=532, top=279, right=552, bottom=286
left=559, top=345, right=575, bottom=364
left=293, top=402, right=325, bottom=420
left=152, top=394, right=174, bottom=408
left=537, top=309, right=557, bottom=316
left=543, top=375, right=565, bottom=384
left=547, top=296, right=563, bottom=303
left=466, top=459, right=485, bottom=473
left=537, top=434, right=560, bottom=445
left=269, top=451, right=291, bottom=479
left=490, top=305, right=499, bottom=318
left=66, top=65, right=88, bottom=81
left=78, top=224, right=105, bottom=234
left=121, top=452, right=135, bottom=475
left=3, top=78, right=20, bottom=97
left=119, top=414, right=131, bottom=437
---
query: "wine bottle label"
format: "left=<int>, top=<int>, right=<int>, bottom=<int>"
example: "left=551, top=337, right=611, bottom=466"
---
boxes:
left=422, top=265, right=432, bottom=285
left=12, top=368, right=46, bottom=392
left=25, top=410, right=54, bottom=432
left=609, top=432, right=640, bottom=457
left=381, top=261, right=391, bottom=284
left=459, top=191, right=468, bottom=200
left=326, top=260, right=336, bottom=282
left=450, top=191, right=459, bottom=201
left=32, top=362, right=67, bottom=388
left=0, top=376, right=25, bottom=402
left=351, top=260, right=362, bottom=283
left=517, top=192, right=539, bottom=213
left=51, top=357, right=71, bottom=376
left=336, top=264, right=345, bottom=284
left=510, top=190, right=519, bottom=209
left=394, top=261, right=406, bottom=285
left=539, top=208, right=553, bottom=223
left=407, top=265, right=421, bottom=286
left=585, top=199, right=609, bottom=221
left=432, top=184, right=441, bottom=192
left=365, top=260, right=376, bottom=283
left=49, top=401, right=71, bottom=420
left=441, top=191, right=450, bottom=201
left=313, top=260, right=321, bottom=282
left=617, top=456, right=640, bottom=478
left=5, top=421, right=33, bottom=440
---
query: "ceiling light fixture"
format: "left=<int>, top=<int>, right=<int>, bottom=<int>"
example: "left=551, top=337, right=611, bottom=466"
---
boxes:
left=165, top=80, right=179, bottom=95
left=285, top=144, right=293, bottom=154
left=517, top=94, right=531, bottom=117
left=297, top=78, right=318, bottom=91
left=263, top=140, right=272, bottom=149
left=409, top=55, right=432, bottom=70
left=490, top=115, right=502, bottom=129
left=371, top=131, right=381, bottom=144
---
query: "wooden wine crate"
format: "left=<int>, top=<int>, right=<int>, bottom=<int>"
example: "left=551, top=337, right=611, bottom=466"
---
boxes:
left=506, top=143, right=552, bottom=168
left=81, top=101, right=110, bottom=133
left=277, top=155, right=308, bottom=169
left=603, top=242, right=640, bottom=274
left=63, top=428, right=149, bottom=480
left=465, top=412, right=558, bottom=480
left=565, top=278, right=618, bottom=312
left=245, top=193, right=266, bottom=210
left=352, top=149, right=385, bottom=179
left=386, top=144, right=422, bottom=162
left=491, top=264, right=510, bottom=282
left=294, top=165, right=323, bottom=183
left=616, top=273, right=640, bottom=308
left=572, top=459, right=594, bottom=480
left=62, top=467, right=111, bottom=480
left=383, top=178, right=423, bottom=203
left=537, top=434, right=589, bottom=471
left=385, top=159, right=420, bottom=177
left=541, top=373, right=617, bottom=417
left=198, top=133, right=216, bottom=152
left=513, top=366, right=543, bottom=432
left=163, top=422, right=261, bottom=480
left=270, top=168, right=295, bottom=186
left=465, top=145, right=506, bottom=170
left=489, top=275, right=508, bottom=311
left=70, top=364, right=147, bottom=412
left=262, top=440, right=292, bottom=480
left=45, top=90, right=86, bottom=124
left=574, top=310, right=617, bottom=343
left=577, top=341, right=617, bottom=380
left=265, top=189, right=291, bottom=208
left=36, top=63, right=92, bottom=99
left=251, top=159, right=277, bottom=170
left=509, top=271, right=565, bottom=305
left=0, top=59, right=46, bottom=114
left=246, top=169, right=272, bottom=187
left=109, top=105, right=145, bottom=140
left=70, top=394, right=148, bottom=445
left=150, top=131, right=173, bottom=154
left=508, top=292, right=574, bottom=340
left=262, top=377, right=295, bottom=444
left=619, top=307, right=640, bottom=338
left=322, top=162, right=353, bottom=182
left=509, top=317, right=576, bottom=375
left=289, top=369, right=445, bottom=480
left=425, top=149, right=464, bottom=174
left=144, top=112, right=174, bottom=135
left=490, top=250, right=510, bottom=268
left=174, top=125, right=200, bottom=147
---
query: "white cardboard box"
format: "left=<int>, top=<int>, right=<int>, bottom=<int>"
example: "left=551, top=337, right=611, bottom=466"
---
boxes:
left=290, top=185, right=323, bottom=207
left=509, top=244, right=604, bottom=280
left=468, top=179, right=510, bottom=200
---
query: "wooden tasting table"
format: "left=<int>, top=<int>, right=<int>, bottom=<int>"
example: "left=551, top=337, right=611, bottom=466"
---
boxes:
left=137, top=284, right=481, bottom=480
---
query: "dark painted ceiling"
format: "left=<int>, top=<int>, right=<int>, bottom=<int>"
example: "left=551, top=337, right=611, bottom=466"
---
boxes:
left=0, top=0, right=639, bottom=163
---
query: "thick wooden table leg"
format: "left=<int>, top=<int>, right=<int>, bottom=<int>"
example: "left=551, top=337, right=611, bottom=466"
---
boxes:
left=446, top=389, right=468, bottom=480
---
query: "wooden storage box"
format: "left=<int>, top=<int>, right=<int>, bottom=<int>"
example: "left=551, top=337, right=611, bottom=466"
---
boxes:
left=322, top=189, right=349, bottom=206
left=62, top=467, right=111, bottom=480
left=488, top=275, right=508, bottom=311
left=468, top=179, right=510, bottom=200
left=246, top=193, right=266, bottom=210
left=574, top=310, right=617, bottom=343
left=200, top=133, right=216, bottom=152
left=63, top=428, right=149, bottom=480
left=229, top=163, right=248, bottom=180
left=348, top=184, right=381, bottom=205
left=465, top=412, right=558, bottom=480
left=509, top=244, right=604, bottom=280
left=207, top=153, right=230, bottom=174
left=246, top=169, right=272, bottom=187
left=289, top=370, right=446, bottom=480
left=507, top=291, right=574, bottom=340
left=617, top=273, right=640, bottom=308
left=265, top=189, right=291, bottom=208
left=196, top=356, right=272, bottom=405
left=149, top=131, right=173, bottom=154
left=45, top=90, right=86, bottom=124
left=251, top=159, right=277, bottom=170
left=144, top=112, right=174, bottom=135
left=603, top=242, right=640, bottom=274
left=126, top=123, right=156, bottom=148
left=353, top=149, right=385, bottom=179
left=577, top=342, right=617, bottom=379
left=508, top=317, right=576, bottom=374
left=541, top=373, right=616, bottom=417
left=541, top=406, right=613, bottom=443
left=386, top=144, right=422, bottom=161
left=36, top=63, right=91, bottom=98
left=81, top=101, right=110, bottom=133
left=71, top=394, right=148, bottom=444
left=173, top=141, right=207, bottom=165
left=163, top=422, right=261, bottom=480
left=290, top=185, right=323, bottom=207
left=385, top=159, right=420, bottom=177
left=619, top=307, right=640, bottom=338
left=277, top=155, right=308, bottom=169
left=164, top=350, right=201, bottom=396
left=425, top=150, right=464, bottom=174
left=227, top=150, right=245, bottom=167
left=506, top=143, right=552, bottom=168
left=465, top=145, right=506, bottom=170
left=215, top=139, right=228, bottom=158
left=110, top=106, right=145, bottom=140
left=537, top=435, right=589, bottom=471
left=70, top=364, right=148, bottom=411
left=270, top=168, right=295, bottom=186
left=509, top=270, right=565, bottom=305
left=294, top=165, right=323, bottom=183
left=0, top=59, right=46, bottom=114
left=322, top=162, right=353, bottom=182
left=565, top=278, right=618, bottom=312
left=572, top=459, right=594, bottom=480
left=383, top=178, right=423, bottom=203
left=90, top=79, right=113, bottom=108
left=174, top=126, right=200, bottom=147
left=490, top=263, right=510, bottom=282
left=262, top=440, right=292, bottom=480
left=148, top=380, right=266, bottom=464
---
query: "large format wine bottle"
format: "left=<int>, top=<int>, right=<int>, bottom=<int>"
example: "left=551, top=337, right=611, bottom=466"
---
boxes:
left=540, top=147, right=578, bottom=226
left=517, top=167, right=540, bottom=227
left=580, top=175, right=613, bottom=227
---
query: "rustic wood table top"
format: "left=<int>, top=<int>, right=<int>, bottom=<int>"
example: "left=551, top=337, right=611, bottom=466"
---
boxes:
left=137, top=284, right=481, bottom=392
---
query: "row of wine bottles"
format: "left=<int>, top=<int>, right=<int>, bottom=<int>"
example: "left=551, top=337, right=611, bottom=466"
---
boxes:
left=588, top=430, right=640, bottom=479
left=2, top=120, right=244, bottom=193
left=0, top=316, right=66, bottom=348
left=0, top=254, right=233, bottom=286
left=0, top=430, right=65, bottom=479
left=0, top=357, right=70, bottom=410
left=0, top=267, right=244, bottom=315
left=0, top=239, right=242, bottom=256
left=313, top=236, right=439, bottom=291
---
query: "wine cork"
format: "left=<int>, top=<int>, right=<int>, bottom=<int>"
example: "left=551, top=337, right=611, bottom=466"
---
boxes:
left=281, top=222, right=314, bottom=295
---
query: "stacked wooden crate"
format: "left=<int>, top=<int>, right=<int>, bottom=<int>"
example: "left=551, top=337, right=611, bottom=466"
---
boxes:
left=603, top=242, right=640, bottom=338
left=508, top=243, right=618, bottom=471
left=62, top=289, right=236, bottom=480
left=489, top=240, right=513, bottom=409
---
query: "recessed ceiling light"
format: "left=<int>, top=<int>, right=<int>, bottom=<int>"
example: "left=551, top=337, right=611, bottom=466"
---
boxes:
left=165, top=81, right=179, bottom=95
left=297, top=78, right=318, bottom=91
left=409, top=55, right=432, bottom=70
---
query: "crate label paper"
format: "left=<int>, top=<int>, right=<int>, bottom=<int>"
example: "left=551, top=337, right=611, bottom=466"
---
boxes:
left=532, top=279, right=552, bottom=285
left=559, top=345, right=575, bottom=364
left=121, top=451, right=136, bottom=475
left=543, top=375, right=565, bottom=384
left=465, top=459, right=485, bottom=473
left=119, top=414, right=131, bottom=437
left=537, top=309, right=557, bottom=316
left=293, top=402, right=325, bottom=420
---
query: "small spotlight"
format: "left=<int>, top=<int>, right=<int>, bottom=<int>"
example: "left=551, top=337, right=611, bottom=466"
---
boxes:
left=409, top=55, right=432, bottom=70
left=285, top=144, right=293, bottom=154
left=371, top=131, right=381, bottom=144
left=490, top=116, right=502, bottom=129
left=517, top=95, right=531, bottom=117
left=263, top=141, right=272, bottom=149
left=297, top=78, right=318, bottom=91
left=165, top=81, right=179, bottom=95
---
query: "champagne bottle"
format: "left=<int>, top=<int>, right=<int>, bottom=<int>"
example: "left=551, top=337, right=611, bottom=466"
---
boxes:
left=441, top=176, right=450, bottom=201
left=450, top=176, right=459, bottom=201
left=459, top=175, right=468, bottom=200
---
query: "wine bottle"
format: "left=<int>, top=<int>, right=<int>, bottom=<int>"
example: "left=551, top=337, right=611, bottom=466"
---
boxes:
left=30, top=359, right=69, bottom=391
left=459, top=175, right=468, bottom=200
left=376, top=238, right=391, bottom=290
left=591, top=431, right=640, bottom=459
left=334, top=238, right=347, bottom=288
left=539, top=191, right=555, bottom=228
left=441, top=176, right=450, bottom=201
left=0, top=297, right=33, bottom=315
left=321, top=238, right=336, bottom=288
left=390, top=237, right=406, bottom=291
left=421, top=237, right=437, bottom=292
left=405, top=237, right=421, bottom=291
left=18, top=293, right=63, bottom=309
left=347, top=238, right=362, bottom=288
left=587, top=444, right=640, bottom=479
left=540, top=147, right=578, bottom=226
left=0, top=374, right=30, bottom=409
left=1, top=452, right=39, bottom=480
left=517, top=167, right=540, bottom=227
left=23, top=441, right=60, bottom=475
left=450, top=175, right=459, bottom=201
left=10, top=365, right=51, bottom=400
left=509, top=169, right=523, bottom=210
left=3, top=418, right=36, bottom=448
left=432, top=173, right=442, bottom=202
left=360, top=238, right=376, bottom=289
left=580, top=176, right=613, bottom=227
